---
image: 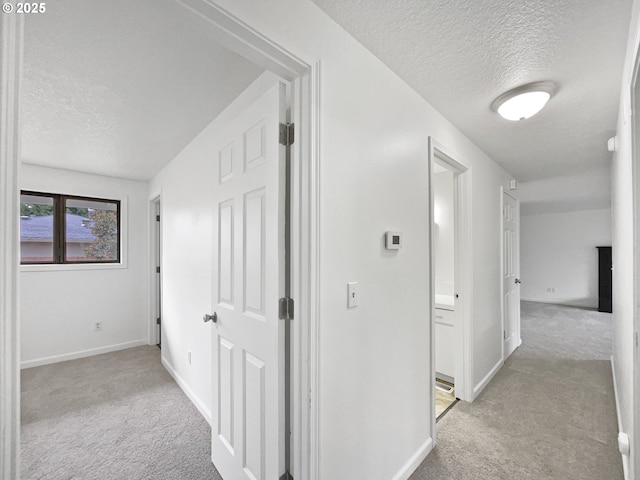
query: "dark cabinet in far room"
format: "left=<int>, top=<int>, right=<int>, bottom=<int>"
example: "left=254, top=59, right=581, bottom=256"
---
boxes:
left=597, top=246, right=612, bottom=313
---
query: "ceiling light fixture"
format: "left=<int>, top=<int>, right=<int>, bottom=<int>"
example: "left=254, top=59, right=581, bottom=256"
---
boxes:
left=491, top=81, right=556, bottom=121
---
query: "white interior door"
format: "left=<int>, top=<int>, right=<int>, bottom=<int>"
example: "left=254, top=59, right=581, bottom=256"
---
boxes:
left=503, top=191, right=520, bottom=358
left=209, top=81, right=286, bottom=480
left=155, top=199, right=161, bottom=346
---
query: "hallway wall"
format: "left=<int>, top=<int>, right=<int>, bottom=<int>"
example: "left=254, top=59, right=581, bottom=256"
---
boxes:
left=520, top=208, right=611, bottom=308
left=611, top=0, right=640, bottom=477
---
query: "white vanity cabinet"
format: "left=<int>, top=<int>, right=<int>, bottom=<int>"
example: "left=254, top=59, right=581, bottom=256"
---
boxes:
left=435, top=303, right=455, bottom=380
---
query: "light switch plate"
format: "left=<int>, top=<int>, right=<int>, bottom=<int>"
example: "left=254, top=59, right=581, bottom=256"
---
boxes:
left=347, top=282, right=359, bottom=308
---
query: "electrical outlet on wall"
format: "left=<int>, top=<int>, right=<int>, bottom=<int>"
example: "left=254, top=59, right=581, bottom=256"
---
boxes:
left=347, top=282, right=359, bottom=308
left=94, top=321, right=102, bottom=331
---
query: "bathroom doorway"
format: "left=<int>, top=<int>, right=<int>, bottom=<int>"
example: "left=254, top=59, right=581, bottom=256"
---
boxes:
left=433, top=159, right=457, bottom=419
left=429, top=138, right=471, bottom=428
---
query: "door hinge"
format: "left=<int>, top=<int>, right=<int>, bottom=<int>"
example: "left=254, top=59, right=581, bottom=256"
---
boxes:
left=156, top=317, right=161, bottom=325
left=279, top=297, right=294, bottom=320
left=636, top=332, right=638, bottom=347
left=156, top=266, right=160, bottom=273
left=279, top=123, right=295, bottom=147
left=156, top=215, right=160, bottom=222
left=503, top=330, right=506, bottom=340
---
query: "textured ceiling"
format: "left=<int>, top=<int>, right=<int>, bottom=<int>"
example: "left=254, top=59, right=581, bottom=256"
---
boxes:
left=310, top=0, right=632, bottom=193
left=21, top=0, right=264, bottom=180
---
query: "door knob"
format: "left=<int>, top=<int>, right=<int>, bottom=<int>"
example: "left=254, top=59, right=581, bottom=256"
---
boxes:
left=203, top=312, right=218, bottom=323
left=515, top=278, right=522, bottom=284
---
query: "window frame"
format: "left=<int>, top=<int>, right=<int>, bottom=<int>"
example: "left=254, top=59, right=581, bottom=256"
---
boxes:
left=20, top=190, right=122, bottom=265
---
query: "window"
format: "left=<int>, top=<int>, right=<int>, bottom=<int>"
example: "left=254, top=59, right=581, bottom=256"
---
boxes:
left=20, top=191, right=121, bottom=264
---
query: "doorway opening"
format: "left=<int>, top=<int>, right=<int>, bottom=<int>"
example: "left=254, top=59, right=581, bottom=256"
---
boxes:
left=432, top=159, right=457, bottom=419
left=150, top=197, right=161, bottom=348
left=4, top=3, right=319, bottom=480
left=429, top=138, right=471, bottom=435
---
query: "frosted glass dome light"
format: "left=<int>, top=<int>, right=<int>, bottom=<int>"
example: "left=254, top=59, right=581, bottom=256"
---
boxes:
left=492, top=82, right=556, bottom=121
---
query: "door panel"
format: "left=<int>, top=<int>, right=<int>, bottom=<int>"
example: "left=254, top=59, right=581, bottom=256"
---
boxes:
left=218, top=336, right=235, bottom=454
left=218, top=200, right=234, bottom=306
left=503, top=191, right=520, bottom=358
left=243, top=351, right=265, bottom=480
left=244, top=188, right=265, bottom=318
left=210, top=81, right=286, bottom=480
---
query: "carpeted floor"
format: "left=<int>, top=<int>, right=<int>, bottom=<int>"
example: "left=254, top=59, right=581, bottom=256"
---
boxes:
left=409, top=301, right=622, bottom=480
left=21, top=346, right=222, bottom=480
left=22, top=301, right=622, bottom=480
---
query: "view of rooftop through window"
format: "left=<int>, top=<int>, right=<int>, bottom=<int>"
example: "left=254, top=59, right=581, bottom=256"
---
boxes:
left=20, top=192, right=120, bottom=264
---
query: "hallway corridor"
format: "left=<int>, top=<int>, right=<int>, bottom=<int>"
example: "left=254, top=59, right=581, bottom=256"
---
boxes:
left=411, top=301, right=622, bottom=480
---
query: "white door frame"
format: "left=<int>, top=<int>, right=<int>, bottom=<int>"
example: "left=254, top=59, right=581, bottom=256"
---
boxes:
left=633, top=107, right=640, bottom=480
left=629, top=43, right=640, bottom=480
left=1, top=3, right=321, bottom=479
left=634, top=123, right=640, bottom=480
left=0, top=13, right=23, bottom=480
left=148, top=194, right=162, bottom=346
left=500, top=187, right=522, bottom=362
left=428, top=137, right=473, bottom=442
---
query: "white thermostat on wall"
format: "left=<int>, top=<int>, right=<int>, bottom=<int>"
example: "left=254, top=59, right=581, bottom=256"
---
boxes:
left=385, top=231, right=403, bottom=250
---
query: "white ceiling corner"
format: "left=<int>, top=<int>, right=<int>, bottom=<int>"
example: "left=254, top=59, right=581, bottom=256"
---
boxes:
left=21, top=0, right=265, bottom=181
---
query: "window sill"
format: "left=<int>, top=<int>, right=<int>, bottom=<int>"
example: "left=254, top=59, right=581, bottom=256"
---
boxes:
left=20, top=262, right=127, bottom=273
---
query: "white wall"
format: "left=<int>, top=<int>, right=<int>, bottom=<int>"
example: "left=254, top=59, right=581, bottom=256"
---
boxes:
left=20, top=164, right=149, bottom=367
left=520, top=209, right=611, bottom=308
left=518, top=167, right=611, bottom=216
left=434, top=170, right=454, bottom=296
left=611, top=0, right=640, bottom=477
left=154, top=2, right=515, bottom=479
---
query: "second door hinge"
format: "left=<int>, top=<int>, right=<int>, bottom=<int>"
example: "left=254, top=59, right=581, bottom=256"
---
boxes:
left=279, top=123, right=295, bottom=147
left=279, top=297, right=294, bottom=320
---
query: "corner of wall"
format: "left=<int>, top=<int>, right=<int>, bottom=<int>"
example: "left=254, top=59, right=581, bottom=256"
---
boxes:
left=390, top=438, right=433, bottom=480
left=472, top=357, right=503, bottom=400
left=611, top=356, right=631, bottom=480
left=161, top=356, right=212, bottom=426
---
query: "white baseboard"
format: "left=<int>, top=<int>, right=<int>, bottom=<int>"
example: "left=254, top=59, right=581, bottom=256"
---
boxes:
left=520, top=297, right=597, bottom=309
left=21, top=339, right=148, bottom=369
left=610, top=356, right=630, bottom=480
left=161, top=356, right=212, bottom=426
left=391, top=437, right=433, bottom=480
left=472, top=358, right=503, bottom=399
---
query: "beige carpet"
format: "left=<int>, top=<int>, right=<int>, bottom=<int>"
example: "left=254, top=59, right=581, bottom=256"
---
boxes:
left=21, top=301, right=622, bottom=480
left=21, top=346, right=222, bottom=480
left=410, top=301, right=622, bottom=480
